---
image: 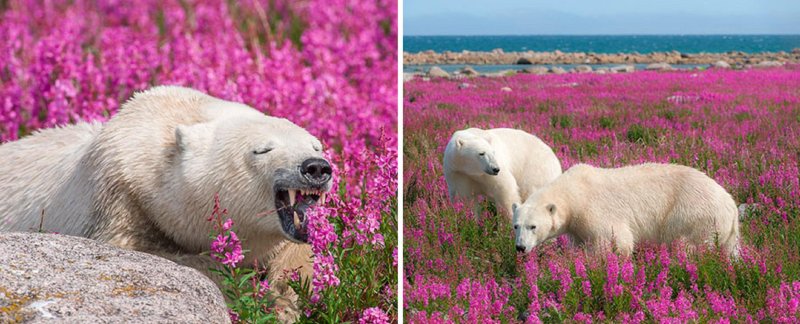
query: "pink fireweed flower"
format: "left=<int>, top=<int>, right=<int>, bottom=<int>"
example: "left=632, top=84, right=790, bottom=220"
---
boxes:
left=359, top=307, right=390, bottom=324
left=209, top=220, right=244, bottom=268
left=256, top=278, right=270, bottom=299
left=228, top=309, right=240, bottom=323
left=222, top=218, right=233, bottom=232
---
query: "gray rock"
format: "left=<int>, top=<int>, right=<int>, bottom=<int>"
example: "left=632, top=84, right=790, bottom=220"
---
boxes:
left=516, top=57, right=533, bottom=65
left=500, top=87, right=512, bottom=92
left=521, top=66, right=549, bottom=75
left=458, top=83, right=471, bottom=89
left=484, top=70, right=516, bottom=78
left=549, top=66, right=567, bottom=74
left=0, top=233, right=229, bottom=323
left=403, top=73, right=417, bottom=82
left=610, top=65, right=635, bottom=73
left=756, top=60, right=784, bottom=68
left=427, top=66, right=450, bottom=78
left=574, top=65, right=593, bottom=73
left=460, top=66, right=479, bottom=76
left=712, top=61, right=731, bottom=69
left=645, top=62, right=673, bottom=71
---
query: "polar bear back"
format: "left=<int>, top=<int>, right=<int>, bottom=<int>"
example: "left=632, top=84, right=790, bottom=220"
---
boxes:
left=561, top=163, right=739, bottom=251
left=484, top=128, right=562, bottom=199
left=0, top=122, right=102, bottom=235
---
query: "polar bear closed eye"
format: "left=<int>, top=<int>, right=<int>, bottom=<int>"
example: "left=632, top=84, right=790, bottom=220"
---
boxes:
left=443, top=127, right=562, bottom=219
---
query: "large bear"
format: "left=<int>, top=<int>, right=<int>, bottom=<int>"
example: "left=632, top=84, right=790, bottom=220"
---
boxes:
left=512, top=163, right=740, bottom=256
left=443, top=128, right=562, bottom=218
left=0, top=86, right=331, bottom=317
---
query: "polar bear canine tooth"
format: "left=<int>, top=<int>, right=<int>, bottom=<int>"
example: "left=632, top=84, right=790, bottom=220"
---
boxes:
left=320, top=193, right=326, bottom=202
left=289, top=190, right=296, bottom=206
left=293, top=211, right=301, bottom=228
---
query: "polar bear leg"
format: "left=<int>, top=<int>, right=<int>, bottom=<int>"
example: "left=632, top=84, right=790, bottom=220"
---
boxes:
left=611, top=226, right=635, bottom=256
left=590, top=226, right=634, bottom=256
left=445, top=173, right=484, bottom=217
left=487, top=173, right=522, bottom=219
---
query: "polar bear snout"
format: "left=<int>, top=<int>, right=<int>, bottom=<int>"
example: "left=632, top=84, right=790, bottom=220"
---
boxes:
left=301, top=158, right=333, bottom=185
left=486, top=166, right=500, bottom=175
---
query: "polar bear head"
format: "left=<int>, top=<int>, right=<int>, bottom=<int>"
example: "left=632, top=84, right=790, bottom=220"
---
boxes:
left=512, top=192, right=567, bottom=253
left=173, top=101, right=332, bottom=246
left=450, top=129, right=501, bottom=176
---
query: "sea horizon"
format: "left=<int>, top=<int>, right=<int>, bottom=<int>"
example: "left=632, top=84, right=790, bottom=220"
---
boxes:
left=405, top=34, right=800, bottom=54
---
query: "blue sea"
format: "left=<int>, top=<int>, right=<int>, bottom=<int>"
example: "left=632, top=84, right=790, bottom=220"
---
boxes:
left=404, top=35, right=800, bottom=54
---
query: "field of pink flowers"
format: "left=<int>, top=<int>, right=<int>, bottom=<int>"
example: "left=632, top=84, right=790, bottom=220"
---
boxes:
left=1, top=0, right=396, bottom=322
left=404, top=67, right=800, bottom=323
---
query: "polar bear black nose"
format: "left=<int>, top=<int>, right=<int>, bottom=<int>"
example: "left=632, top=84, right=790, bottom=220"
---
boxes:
left=492, top=167, right=500, bottom=174
left=301, top=158, right=332, bottom=184
left=516, top=245, right=525, bottom=253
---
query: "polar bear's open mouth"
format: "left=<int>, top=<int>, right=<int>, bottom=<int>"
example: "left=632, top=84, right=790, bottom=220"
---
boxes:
left=275, top=188, right=326, bottom=243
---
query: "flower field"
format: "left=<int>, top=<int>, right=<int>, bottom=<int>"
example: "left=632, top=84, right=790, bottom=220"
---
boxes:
left=1, top=0, right=397, bottom=322
left=403, top=67, right=800, bottom=322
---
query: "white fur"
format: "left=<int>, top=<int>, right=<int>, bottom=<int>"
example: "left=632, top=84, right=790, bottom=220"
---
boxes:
left=513, top=163, right=740, bottom=257
left=0, top=86, right=324, bottom=300
left=443, top=128, right=562, bottom=218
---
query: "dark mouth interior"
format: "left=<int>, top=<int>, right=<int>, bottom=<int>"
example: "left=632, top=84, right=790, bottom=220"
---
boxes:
left=275, top=189, right=323, bottom=242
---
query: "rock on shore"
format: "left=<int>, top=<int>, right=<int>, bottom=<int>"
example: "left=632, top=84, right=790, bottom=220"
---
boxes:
left=405, top=49, right=800, bottom=66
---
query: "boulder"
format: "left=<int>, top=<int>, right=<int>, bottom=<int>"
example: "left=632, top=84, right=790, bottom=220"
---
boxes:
left=521, top=66, right=549, bottom=75
left=756, top=61, right=784, bottom=68
left=459, top=66, right=479, bottom=76
left=610, top=65, right=635, bottom=73
left=516, top=57, right=533, bottom=65
left=500, top=87, right=512, bottom=92
left=712, top=61, right=731, bottom=69
left=645, top=62, right=673, bottom=71
left=549, top=66, right=567, bottom=74
left=427, top=66, right=450, bottom=78
left=484, top=70, right=516, bottom=78
left=574, top=65, right=593, bottom=73
left=0, top=233, right=229, bottom=323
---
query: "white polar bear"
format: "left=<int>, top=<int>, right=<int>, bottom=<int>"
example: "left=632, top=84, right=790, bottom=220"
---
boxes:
left=512, top=163, right=740, bottom=257
left=443, top=128, right=562, bottom=218
left=0, top=86, right=332, bottom=315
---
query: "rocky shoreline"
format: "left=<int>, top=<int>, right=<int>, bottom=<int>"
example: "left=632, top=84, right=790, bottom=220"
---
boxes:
left=403, top=49, right=799, bottom=81
left=404, top=49, right=800, bottom=66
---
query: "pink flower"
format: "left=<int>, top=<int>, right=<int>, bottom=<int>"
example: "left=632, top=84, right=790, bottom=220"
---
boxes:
left=359, top=307, right=390, bottom=324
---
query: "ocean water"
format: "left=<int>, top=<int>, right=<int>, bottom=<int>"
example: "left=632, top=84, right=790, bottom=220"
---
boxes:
left=402, top=63, right=707, bottom=74
left=404, top=35, right=800, bottom=54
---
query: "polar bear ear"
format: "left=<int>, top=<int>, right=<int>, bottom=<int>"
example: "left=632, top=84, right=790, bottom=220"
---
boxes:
left=546, top=204, right=556, bottom=214
left=175, top=123, right=213, bottom=153
left=456, top=138, right=464, bottom=148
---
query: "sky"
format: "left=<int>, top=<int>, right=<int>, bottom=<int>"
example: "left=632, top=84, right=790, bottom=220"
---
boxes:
left=404, top=0, right=800, bottom=35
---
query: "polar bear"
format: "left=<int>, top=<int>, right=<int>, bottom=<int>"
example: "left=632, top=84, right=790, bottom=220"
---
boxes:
left=0, top=86, right=331, bottom=315
left=443, top=128, right=562, bottom=218
left=512, top=163, right=739, bottom=257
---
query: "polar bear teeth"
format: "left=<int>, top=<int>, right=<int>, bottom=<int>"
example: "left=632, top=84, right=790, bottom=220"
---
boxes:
left=293, top=211, right=302, bottom=229
left=287, top=189, right=324, bottom=208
